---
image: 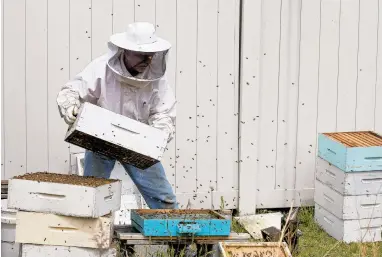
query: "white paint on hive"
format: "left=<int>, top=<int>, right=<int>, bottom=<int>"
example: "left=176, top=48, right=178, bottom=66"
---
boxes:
left=21, top=244, right=116, bottom=257
left=15, top=211, right=113, bottom=249
left=7, top=178, right=121, bottom=218
left=2, top=242, right=21, bottom=257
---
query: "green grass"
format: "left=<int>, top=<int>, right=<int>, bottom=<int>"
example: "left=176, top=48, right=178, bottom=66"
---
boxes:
left=231, top=207, right=382, bottom=257
left=116, top=207, right=382, bottom=256
left=296, top=207, right=382, bottom=257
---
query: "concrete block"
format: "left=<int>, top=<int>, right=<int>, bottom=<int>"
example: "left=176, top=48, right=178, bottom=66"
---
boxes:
left=2, top=242, right=21, bottom=257
left=8, top=177, right=121, bottom=218
left=21, top=244, right=116, bottom=257
left=15, top=211, right=113, bottom=249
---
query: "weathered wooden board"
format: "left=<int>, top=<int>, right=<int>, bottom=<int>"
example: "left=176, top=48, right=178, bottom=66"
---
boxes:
left=218, top=242, right=292, bottom=257
left=15, top=211, right=113, bottom=249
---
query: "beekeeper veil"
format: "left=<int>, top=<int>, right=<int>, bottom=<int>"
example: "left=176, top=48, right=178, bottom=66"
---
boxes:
left=107, top=22, right=171, bottom=87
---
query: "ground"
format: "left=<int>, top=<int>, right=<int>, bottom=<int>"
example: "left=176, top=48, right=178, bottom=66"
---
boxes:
left=116, top=207, right=382, bottom=257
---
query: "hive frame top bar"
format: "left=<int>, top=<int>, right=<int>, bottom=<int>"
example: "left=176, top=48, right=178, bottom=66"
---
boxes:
left=322, top=131, right=382, bottom=148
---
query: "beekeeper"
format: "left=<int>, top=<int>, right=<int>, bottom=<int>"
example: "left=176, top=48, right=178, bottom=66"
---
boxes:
left=56, top=22, right=177, bottom=209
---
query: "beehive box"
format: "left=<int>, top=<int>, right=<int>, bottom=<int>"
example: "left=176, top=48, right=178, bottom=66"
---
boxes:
left=131, top=209, right=231, bottom=237
left=218, top=242, right=292, bottom=257
left=2, top=180, right=8, bottom=199
left=2, top=199, right=17, bottom=242
left=315, top=203, right=382, bottom=243
left=318, top=131, right=382, bottom=172
left=316, top=157, right=382, bottom=195
left=65, top=102, right=168, bottom=170
left=15, top=211, right=113, bottom=249
left=7, top=172, right=121, bottom=218
left=314, top=179, right=382, bottom=220
left=21, top=244, right=116, bottom=257
left=2, top=242, right=21, bottom=257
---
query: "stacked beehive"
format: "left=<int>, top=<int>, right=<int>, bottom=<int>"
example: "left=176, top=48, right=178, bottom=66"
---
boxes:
left=1, top=199, right=20, bottom=257
left=7, top=172, right=122, bottom=256
left=315, top=131, right=382, bottom=243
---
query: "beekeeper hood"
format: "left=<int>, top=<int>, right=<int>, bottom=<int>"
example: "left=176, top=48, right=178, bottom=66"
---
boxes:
left=107, top=22, right=171, bottom=88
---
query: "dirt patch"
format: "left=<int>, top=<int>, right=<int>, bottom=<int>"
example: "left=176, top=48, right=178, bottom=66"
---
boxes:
left=13, top=172, right=119, bottom=187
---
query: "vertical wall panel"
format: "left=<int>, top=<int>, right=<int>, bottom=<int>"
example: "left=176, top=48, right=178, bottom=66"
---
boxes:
left=26, top=0, right=48, bottom=172
left=68, top=0, right=92, bottom=155
left=275, top=0, right=301, bottom=191
left=175, top=1, right=198, bottom=196
left=47, top=0, right=70, bottom=173
left=3, top=0, right=239, bottom=209
left=91, top=0, right=112, bottom=60
left=256, top=0, right=281, bottom=195
left=135, top=0, right=155, bottom=25
left=239, top=0, right=262, bottom=215
left=356, top=0, right=379, bottom=130
left=217, top=0, right=239, bottom=193
left=196, top=0, right=218, bottom=194
left=294, top=0, right=320, bottom=190
left=317, top=0, right=340, bottom=134
left=3, top=0, right=27, bottom=178
left=375, top=0, right=382, bottom=133
left=336, top=0, right=359, bottom=132
left=156, top=0, right=177, bottom=188
left=1, top=0, right=5, bottom=178
left=112, top=0, right=135, bottom=34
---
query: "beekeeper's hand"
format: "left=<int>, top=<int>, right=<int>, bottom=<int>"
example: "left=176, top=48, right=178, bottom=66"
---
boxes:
left=56, top=88, right=81, bottom=125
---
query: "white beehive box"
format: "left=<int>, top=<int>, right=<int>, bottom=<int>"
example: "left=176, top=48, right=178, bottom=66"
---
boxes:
left=2, top=242, right=21, bottom=257
left=65, top=102, right=168, bottom=170
left=316, top=157, right=382, bottom=195
left=114, top=194, right=142, bottom=226
left=21, top=244, right=116, bottom=257
left=2, top=199, right=17, bottom=242
left=15, top=211, right=113, bottom=249
left=315, top=203, right=382, bottom=243
left=315, top=179, right=382, bottom=220
left=7, top=172, right=121, bottom=218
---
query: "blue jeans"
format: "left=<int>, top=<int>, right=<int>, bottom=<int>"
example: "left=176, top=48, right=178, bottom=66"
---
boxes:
left=83, top=150, right=178, bottom=209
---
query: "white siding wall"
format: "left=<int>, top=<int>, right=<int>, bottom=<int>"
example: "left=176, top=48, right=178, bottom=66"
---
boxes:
left=240, top=0, right=382, bottom=214
left=1, top=0, right=240, bottom=210
left=4, top=0, right=382, bottom=213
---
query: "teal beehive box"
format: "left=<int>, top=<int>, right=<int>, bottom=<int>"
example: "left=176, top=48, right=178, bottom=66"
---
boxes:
left=130, top=209, right=231, bottom=237
left=318, top=131, right=382, bottom=172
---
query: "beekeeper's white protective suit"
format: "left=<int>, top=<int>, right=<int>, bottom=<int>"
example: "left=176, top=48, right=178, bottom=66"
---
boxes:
left=56, top=22, right=176, bottom=143
left=56, top=22, right=178, bottom=210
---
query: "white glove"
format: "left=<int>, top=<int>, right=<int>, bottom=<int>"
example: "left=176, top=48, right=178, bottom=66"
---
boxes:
left=64, top=105, right=79, bottom=125
left=57, top=89, right=81, bottom=125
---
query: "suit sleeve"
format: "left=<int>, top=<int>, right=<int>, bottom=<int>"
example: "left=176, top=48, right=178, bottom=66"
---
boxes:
left=148, top=80, right=176, bottom=143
